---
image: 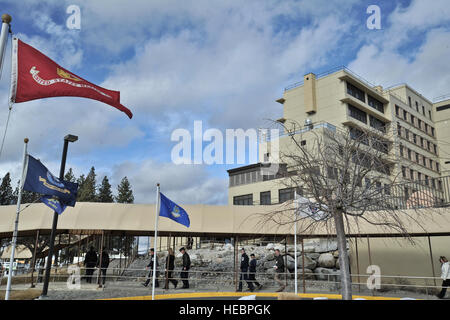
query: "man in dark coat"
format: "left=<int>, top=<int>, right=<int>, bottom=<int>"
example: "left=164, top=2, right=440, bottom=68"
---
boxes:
left=97, top=250, right=110, bottom=287
left=237, top=248, right=254, bottom=292
left=163, top=248, right=178, bottom=289
left=84, top=246, right=97, bottom=283
left=274, top=249, right=285, bottom=292
left=180, top=247, right=191, bottom=289
left=249, top=253, right=262, bottom=290
left=142, top=248, right=159, bottom=287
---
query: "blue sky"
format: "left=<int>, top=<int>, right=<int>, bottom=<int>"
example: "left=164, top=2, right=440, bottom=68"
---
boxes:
left=0, top=0, right=449, bottom=205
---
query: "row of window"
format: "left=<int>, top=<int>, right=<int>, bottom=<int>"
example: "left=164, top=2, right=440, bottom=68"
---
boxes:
left=347, top=82, right=384, bottom=113
left=349, top=127, right=389, bottom=154
left=348, top=104, right=387, bottom=133
left=408, top=96, right=432, bottom=121
left=401, top=166, right=443, bottom=190
left=399, top=145, right=440, bottom=173
left=396, top=122, right=438, bottom=156
left=233, top=187, right=301, bottom=205
left=395, top=105, right=435, bottom=138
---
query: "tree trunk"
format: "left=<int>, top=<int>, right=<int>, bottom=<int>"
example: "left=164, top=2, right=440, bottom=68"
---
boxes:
left=333, top=209, right=352, bottom=300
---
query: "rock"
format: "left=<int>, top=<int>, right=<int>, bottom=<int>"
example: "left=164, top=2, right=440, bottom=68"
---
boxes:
left=298, top=255, right=317, bottom=270
left=263, top=260, right=276, bottom=269
left=302, top=245, right=316, bottom=253
left=266, top=243, right=275, bottom=250
left=223, top=243, right=233, bottom=251
left=314, top=267, right=340, bottom=281
left=317, top=253, right=335, bottom=268
left=335, top=258, right=340, bottom=269
left=265, top=253, right=275, bottom=261
left=306, top=253, right=320, bottom=260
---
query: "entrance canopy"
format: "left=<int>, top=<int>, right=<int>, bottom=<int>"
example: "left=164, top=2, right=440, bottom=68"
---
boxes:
left=0, top=202, right=449, bottom=238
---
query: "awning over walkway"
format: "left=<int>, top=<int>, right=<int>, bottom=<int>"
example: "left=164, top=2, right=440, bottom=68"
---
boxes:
left=0, top=202, right=449, bottom=238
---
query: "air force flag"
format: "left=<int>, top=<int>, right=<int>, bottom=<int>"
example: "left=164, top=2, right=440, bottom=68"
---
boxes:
left=23, top=155, right=78, bottom=214
left=159, top=192, right=190, bottom=228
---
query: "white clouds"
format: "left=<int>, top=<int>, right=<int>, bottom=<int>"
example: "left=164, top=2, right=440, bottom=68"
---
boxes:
left=110, top=159, right=228, bottom=205
left=348, top=0, right=450, bottom=100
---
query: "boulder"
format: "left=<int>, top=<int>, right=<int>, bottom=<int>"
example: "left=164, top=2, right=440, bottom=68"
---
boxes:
left=314, top=267, right=340, bottom=281
left=302, top=245, right=316, bottom=253
left=265, top=253, right=275, bottom=261
left=317, top=253, right=335, bottom=268
left=298, top=255, right=317, bottom=270
left=306, top=253, right=320, bottom=260
left=333, top=250, right=339, bottom=258
left=263, top=260, right=276, bottom=269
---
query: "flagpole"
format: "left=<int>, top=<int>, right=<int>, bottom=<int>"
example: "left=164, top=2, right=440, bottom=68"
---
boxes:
left=5, top=138, right=28, bottom=300
left=0, top=14, right=11, bottom=79
left=152, top=183, right=161, bottom=301
left=294, top=190, right=298, bottom=295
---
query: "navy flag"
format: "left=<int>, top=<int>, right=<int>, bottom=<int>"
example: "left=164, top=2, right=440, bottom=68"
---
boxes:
left=159, top=192, right=190, bottom=228
left=23, top=155, right=78, bottom=213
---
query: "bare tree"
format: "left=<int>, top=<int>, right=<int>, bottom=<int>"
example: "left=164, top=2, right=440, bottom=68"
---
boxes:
left=257, top=120, right=434, bottom=300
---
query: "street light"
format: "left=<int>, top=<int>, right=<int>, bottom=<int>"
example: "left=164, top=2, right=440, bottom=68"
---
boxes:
left=41, top=134, right=78, bottom=297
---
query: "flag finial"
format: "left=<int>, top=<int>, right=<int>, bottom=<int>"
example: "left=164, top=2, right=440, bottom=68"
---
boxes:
left=1, top=14, right=12, bottom=24
left=24, top=138, right=29, bottom=143
left=157, top=183, right=160, bottom=187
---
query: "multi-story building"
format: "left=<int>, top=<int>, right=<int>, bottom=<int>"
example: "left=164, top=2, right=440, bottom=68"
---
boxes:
left=228, top=67, right=450, bottom=206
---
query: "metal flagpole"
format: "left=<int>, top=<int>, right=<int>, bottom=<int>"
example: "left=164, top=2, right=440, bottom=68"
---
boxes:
left=0, top=14, right=11, bottom=79
left=294, top=190, right=298, bottom=295
left=5, top=138, right=28, bottom=300
left=151, top=183, right=161, bottom=300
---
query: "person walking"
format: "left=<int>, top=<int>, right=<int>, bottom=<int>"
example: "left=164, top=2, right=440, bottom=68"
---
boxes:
left=237, top=248, right=254, bottom=292
left=249, top=253, right=262, bottom=290
left=180, top=247, right=191, bottom=289
left=142, top=248, right=159, bottom=287
left=84, top=246, right=97, bottom=283
left=274, top=249, right=286, bottom=292
left=163, top=248, right=178, bottom=289
left=437, top=256, right=450, bottom=299
left=97, top=250, right=110, bottom=287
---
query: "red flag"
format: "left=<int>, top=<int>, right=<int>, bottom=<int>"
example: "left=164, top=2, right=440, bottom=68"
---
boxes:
left=10, top=38, right=133, bottom=119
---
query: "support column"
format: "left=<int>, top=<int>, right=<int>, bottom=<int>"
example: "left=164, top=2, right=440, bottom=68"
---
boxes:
left=427, top=235, right=437, bottom=287
left=30, top=230, right=40, bottom=288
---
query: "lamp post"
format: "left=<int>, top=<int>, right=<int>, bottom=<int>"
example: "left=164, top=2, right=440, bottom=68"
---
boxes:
left=41, top=134, right=78, bottom=297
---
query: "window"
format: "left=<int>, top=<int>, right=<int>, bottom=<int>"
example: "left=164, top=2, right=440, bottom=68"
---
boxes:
left=408, top=96, right=412, bottom=107
left=384, top=184, right=391, bottom=195
left=350, top=127, right=369, bottom=145
left=407, top=149, right=412, bottom=160
left=429, top=110, right=432, bottom=120
left=405, top=129, right=409, bottom=140
left=409, top=169, right=414, bottom=180
left=425, top=123, right=429, bottom=134
left=395, top=105, right=400, bottom=116
left=400, top=145, right=404, bottom=157
left=327, top=166, right=338, bottom=179
left=415, top=101, right=419, bottom=111
left=418, top=172, right=422, bottom=181
left=403, top=110, right=408, bottom=121
left=365, top=178, right=371, bottom=189
left=402, top=166, right=406, bottom=178
left=376, top=181, right=382, bottom=192
left=301, top=140, right=306, bottom=146
left=437, top=104, right=450, bottom=112
left=373, top=139, right=389, bottom=154
left=413, top=134, right=417, bottom=144
left=431, top=127, right=435, bottom=137
left=233, top=194, right=253, bottom=205
left=347, top=82, right=365, bottom=102
left=437, top=162, right=440, bottom=172
left=369, top=115, right=386, bottom=132
left=368, top=95, right=384, bottom=113
left=397, top=123, right=402, bottom=136
left=260, top=191, right=271, bottom=205
left=420, top=137, right=424, bottom=148
left=348, top=104, right=367, bottom=123
left=415, top=153, right=419, bottom=163
left=279, top=188, right=295, bottom=203
left=418, top=119, right=422, bottom=130
left=427, top=141, right=431, bottom=151
left=410, top=115, right=415, bottom=126
left=434, top=144, right=437, bottom=154
left=422, top=106, right=425, bottom=115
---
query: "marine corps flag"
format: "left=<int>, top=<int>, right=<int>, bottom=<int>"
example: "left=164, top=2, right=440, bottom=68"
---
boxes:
left=9, top=37, right=133, bottom=119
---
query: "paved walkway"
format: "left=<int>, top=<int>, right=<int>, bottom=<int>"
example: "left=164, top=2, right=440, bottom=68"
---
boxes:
left=1, top=280, right=444, bottom=300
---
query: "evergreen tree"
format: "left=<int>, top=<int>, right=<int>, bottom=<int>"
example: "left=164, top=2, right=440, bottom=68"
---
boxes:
left=76, top=167, right=97, bottom=202
left=64, top=168, right=76, bottom=183
left=116, top=177, right=134, bottom=203
left=0, top=172, right=14, bottom=205
left=13, top=180, right=40, bottom=204
left=98, top=176, right=114, bottom=203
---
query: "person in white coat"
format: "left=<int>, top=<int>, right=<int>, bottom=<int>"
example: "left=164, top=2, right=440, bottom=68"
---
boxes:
left=437, top=256, right=450, bottom=299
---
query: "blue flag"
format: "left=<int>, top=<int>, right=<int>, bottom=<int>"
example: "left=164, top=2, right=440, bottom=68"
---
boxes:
left=40, top=196, right=68, bottom=215
left=159, top=192, right=190, bottom=227
left=23, top=155, right=78, bottom=212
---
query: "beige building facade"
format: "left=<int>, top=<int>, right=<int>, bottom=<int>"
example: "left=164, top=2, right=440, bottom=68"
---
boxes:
left=228, top=67, right=450, bottom=206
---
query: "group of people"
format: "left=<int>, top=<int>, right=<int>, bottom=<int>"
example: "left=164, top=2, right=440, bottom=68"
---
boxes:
left=142, top=247, right=191, bottom=289
left=238, top=248, right=285, bottom=293
left=83, top=246, right=110, bottom=286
